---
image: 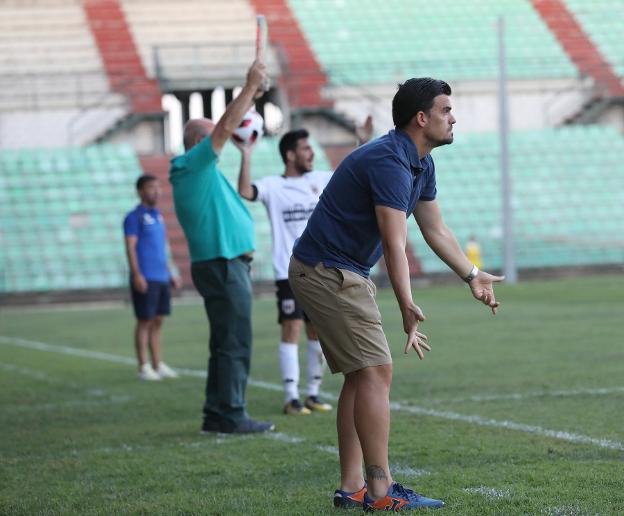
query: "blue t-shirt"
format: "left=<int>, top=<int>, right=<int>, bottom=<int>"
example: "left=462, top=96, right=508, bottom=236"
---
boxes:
left=293, top=129, right=437, bottom=278
left=123, top=205, right=170, bottom=282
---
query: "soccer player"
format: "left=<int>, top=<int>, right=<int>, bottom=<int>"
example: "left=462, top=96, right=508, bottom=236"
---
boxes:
left=123, top=175, right=181, bottom=381
left=288, top=78, right=504, bottom=510
left=236, top=121, right=373, bottom=416
left=169, top=60, right=274, bottom=434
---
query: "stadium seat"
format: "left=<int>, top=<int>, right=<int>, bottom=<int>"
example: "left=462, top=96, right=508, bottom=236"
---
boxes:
left=287, top=0, right=577, bottom=85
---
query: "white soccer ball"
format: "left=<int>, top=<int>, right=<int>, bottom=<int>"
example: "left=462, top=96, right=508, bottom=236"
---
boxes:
left=232, top=109, right=264, bottom=145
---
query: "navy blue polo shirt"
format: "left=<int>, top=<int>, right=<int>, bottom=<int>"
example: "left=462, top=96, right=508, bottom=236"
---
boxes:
left=123, top=205, right=170, bottom=282
left=293, top=129, right=436, bottom=278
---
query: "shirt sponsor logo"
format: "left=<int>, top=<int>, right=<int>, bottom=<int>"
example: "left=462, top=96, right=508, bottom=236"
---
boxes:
left=282, top=203, right=316, bottom=223
left=143, top=213, right=157, bottom=225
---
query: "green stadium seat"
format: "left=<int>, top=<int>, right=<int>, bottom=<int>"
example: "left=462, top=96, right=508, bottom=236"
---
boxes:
left=288, top=0, right=577, bottom=85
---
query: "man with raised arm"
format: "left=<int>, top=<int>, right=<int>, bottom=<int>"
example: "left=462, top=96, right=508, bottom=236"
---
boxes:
left=169, top=60, right=274, bottom=434
left=288, top=78, right=504, bottom=510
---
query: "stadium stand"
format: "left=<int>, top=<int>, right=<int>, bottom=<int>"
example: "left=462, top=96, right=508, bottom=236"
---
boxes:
left=0, top=1, right=121, bottom=110
left=564, top=0, right=624, bottom=79
left=0, top=137, right=331, bottom=292
left=120, top=0, right=279, bottom=91
left=0, top=144, right=141, bottom=293
left=1, top=0, right=623, bottom=297
left=0, top=1, right=128, bottom=147
left=287, top=0, right=578, bottom=85
left=408, top=125, right=624, bottom=273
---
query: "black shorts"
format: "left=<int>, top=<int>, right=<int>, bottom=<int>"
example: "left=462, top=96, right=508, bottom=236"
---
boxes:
left=131, top=281, right=171, bottom=320
left=276, top=279, right=309, bottom=324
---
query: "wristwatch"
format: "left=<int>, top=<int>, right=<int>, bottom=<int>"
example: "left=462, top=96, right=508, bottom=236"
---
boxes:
left=463, top=264, right=479, bottom=283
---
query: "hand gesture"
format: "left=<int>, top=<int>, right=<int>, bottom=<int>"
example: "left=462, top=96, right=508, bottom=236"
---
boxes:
left=246, top=60, right=269, bottom=95
left=132, top=273, right=148, bottom=294
left=401, top=303, right=431, bottom=360
left=468, top=270, right=505, bottom=314
left=355, top=115, right=374, bottom=145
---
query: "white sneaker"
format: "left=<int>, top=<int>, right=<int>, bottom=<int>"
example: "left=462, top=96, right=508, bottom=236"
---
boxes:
left=157, top=362, right=178, bottom=379
left=138, top=363, right=161, bottom=381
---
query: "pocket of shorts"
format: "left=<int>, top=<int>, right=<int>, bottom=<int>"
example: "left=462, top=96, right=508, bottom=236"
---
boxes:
left=337, top=269, right=376, bottom=298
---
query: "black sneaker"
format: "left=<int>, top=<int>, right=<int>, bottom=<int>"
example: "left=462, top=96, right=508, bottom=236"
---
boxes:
left=222, top=418, right=275, bottom=434
left=201, top=419, right=221, bottom=434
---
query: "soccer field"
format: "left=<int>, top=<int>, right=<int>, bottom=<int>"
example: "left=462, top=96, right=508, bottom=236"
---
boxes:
left=1, top=275, right=623, bottom=515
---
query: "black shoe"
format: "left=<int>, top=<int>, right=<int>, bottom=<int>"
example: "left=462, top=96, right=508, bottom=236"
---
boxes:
left=201, top=419, right=221, bottom=434
left=222, top=418, right=275, bottom=434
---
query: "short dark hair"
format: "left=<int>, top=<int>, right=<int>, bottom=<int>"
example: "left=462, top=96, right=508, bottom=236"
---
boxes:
left=278, top=129, right=309, bottom=164
left=136, top=174, right=157, bottom=191
left=392, top=78, right=452, bottom=129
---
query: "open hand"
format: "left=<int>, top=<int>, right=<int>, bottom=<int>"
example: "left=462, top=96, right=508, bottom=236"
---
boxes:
left=469, top=271, right=505, bottom=314
left=401, top=303, right=431, bottom=359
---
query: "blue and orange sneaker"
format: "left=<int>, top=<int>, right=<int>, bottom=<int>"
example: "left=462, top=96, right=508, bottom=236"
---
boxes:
left=363, top=482, right=444, bottom=511
left=333, top=484, right=367, bottom=508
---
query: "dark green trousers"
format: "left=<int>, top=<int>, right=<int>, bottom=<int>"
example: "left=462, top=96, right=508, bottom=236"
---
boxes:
left=191, top=257, right=252, bottom=430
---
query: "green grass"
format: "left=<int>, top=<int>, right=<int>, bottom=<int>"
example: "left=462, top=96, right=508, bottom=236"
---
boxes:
left=1, top=275, right=623, bottom=515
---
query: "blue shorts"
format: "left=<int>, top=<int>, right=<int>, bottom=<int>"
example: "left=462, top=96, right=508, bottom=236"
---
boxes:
left=131, top=281, right=171, bottom=320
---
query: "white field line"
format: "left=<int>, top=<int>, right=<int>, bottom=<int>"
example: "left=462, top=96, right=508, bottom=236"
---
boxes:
left=428, top=386, right=624, bottom=404
left=390, top=402, right=624, bottom=451
left=2, top=335, right=623, bottom=452
left=0, top=362, right=84, bottom=389
left=463, top=486, right=511, bottom=499
left=3, top=395, right=132, bottom=412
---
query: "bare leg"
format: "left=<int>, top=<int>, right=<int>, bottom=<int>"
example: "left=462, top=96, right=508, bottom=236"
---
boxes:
left=148, top=316, right=163, bottom=370
left=337, top=372, right=365, bottom=492
left=281, top=318, right=302, bottom=343
left=354, top=364, right=394, bottom=499
left=305, top=321, right=318, bottom=340
left=134, top=319, right=152, bottom=370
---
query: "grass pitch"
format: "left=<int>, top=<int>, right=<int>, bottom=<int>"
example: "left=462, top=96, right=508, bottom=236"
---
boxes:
left=1, top=274, right=623, bottom=515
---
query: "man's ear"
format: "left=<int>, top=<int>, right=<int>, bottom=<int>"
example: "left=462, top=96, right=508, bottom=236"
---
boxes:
left=286, top=149, right=295, bottom=163
left=415, top=111, right=427, bottom=128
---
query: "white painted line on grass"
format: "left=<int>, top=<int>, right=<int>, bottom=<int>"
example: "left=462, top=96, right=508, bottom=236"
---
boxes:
left=463, top=486, right=511, bottom=499
left=0, top=361, right=82, bottom=388
left=3, top=335, right=623, bottom=452
left=3, top=395, right=132, bottom=412
left=392, top=465, right=430, bottom=478
left=266, top=432, right=305, bottom=444
left=429, top=386, right=624, bottom=404
left=316, top=444, right=339, bottom=455
left=390, top=402, right=624, bottom=451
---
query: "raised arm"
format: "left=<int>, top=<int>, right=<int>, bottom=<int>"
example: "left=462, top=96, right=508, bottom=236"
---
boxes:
left=234, top=139, right=257, bottom=201
left=211, top=61, right=267, bottom=154
left=375, top=205, right=431, bottom=359
left=413, top=200, right=504, bottom=313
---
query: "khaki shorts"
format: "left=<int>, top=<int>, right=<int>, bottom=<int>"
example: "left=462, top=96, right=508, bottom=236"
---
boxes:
left=288, top=256, right=391, bottom=374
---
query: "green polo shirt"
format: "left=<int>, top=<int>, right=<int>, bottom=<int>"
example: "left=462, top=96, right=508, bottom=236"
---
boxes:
left=169, top=136, right=255, bottom=262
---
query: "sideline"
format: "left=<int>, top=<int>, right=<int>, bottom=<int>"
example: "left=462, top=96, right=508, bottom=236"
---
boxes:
left=2, top=335, right=623, bottom=452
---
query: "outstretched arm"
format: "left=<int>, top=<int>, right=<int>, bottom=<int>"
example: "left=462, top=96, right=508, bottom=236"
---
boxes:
left=414, top=200, right=504, bottom=314
left=376, top=205, right=430, bottom=358
left=211, top=60, right=267, bottom=154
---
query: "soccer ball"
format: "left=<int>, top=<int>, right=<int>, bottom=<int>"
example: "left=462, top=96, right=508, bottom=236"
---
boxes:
left=232, top=110, right=264, bottom=145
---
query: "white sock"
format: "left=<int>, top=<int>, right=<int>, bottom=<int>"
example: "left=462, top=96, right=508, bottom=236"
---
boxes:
left=306, top=339, right=325, bottom=397
left=279, top=342, right=300, bottom=403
